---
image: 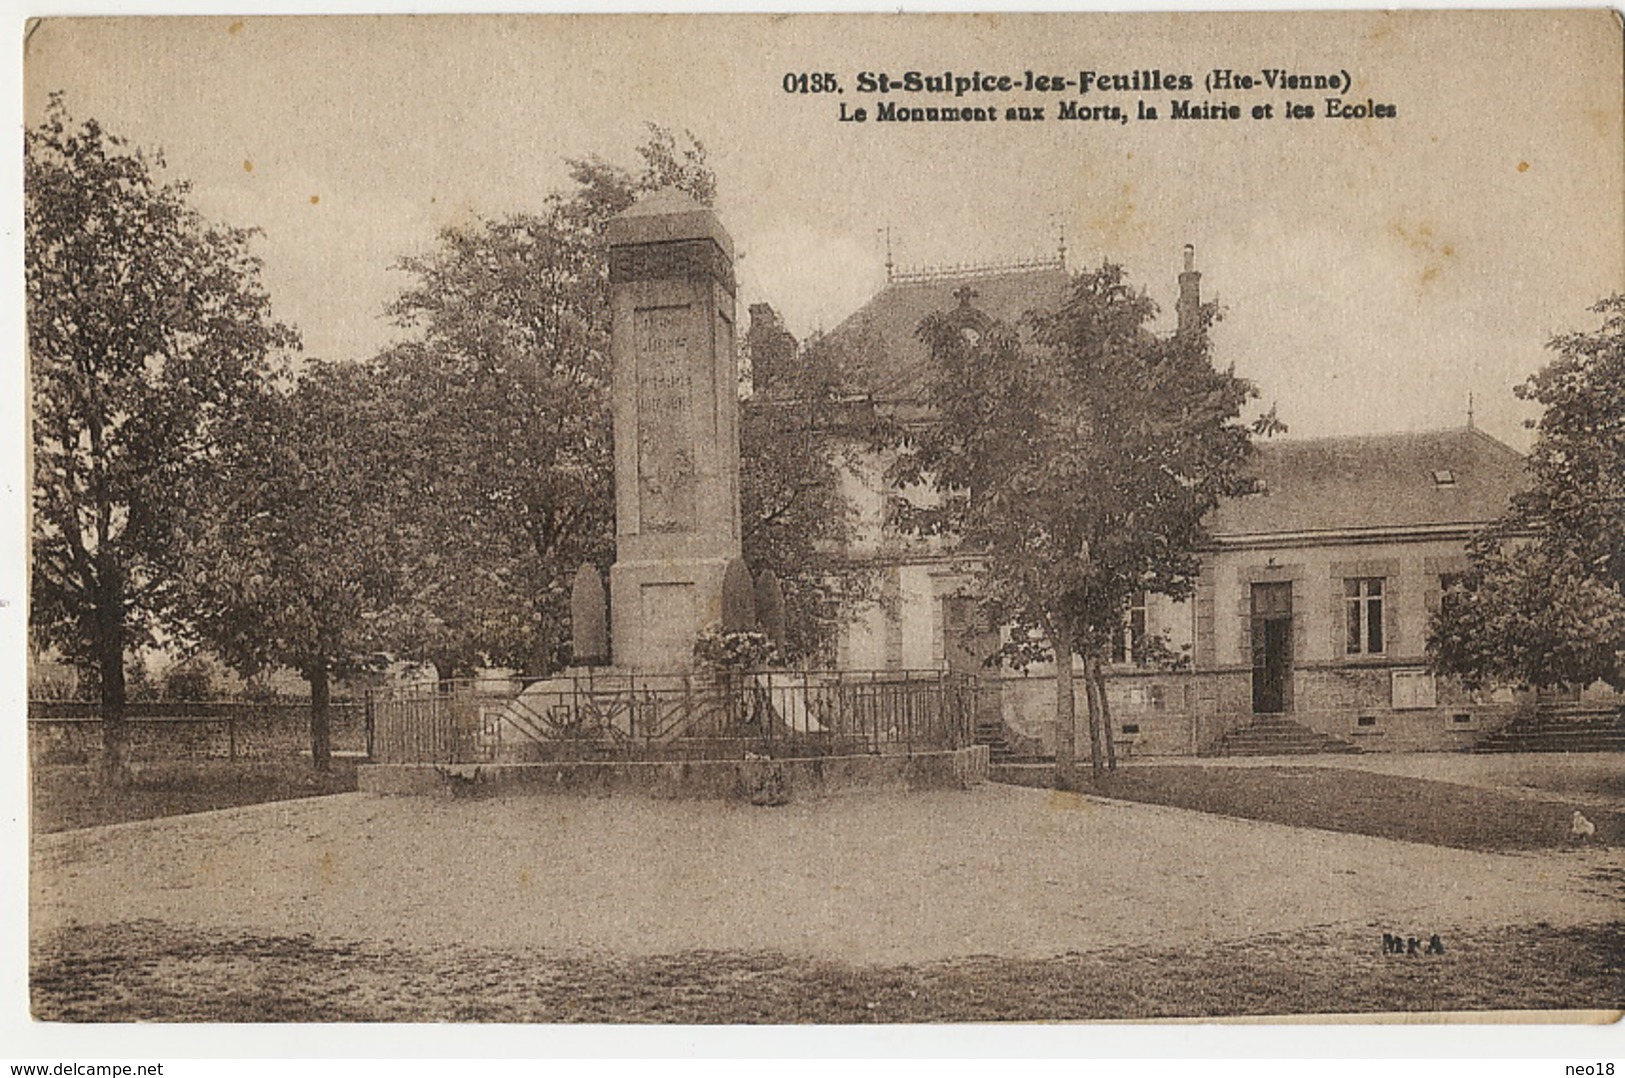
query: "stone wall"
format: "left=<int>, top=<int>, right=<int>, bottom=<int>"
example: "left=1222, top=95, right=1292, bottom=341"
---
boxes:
left=1288, top=665, right=1526, bottom=751
left=999, top=669, right=1206, bottom=757
left=358, top=745, right=989, bottom=801
left=1194, top=538, right=1471, bottom=670
left=993, top=667, right=1524, bottom=756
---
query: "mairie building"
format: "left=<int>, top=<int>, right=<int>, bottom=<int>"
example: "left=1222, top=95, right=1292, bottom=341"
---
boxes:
left=747, top=251, right=1544, bottom=756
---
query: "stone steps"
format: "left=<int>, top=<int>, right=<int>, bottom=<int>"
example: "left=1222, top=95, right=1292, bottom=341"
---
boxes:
left=975, top=721, right=1027, bottom=764
left=1473, top=712, right=1625, bottom=754
left=973, top=721, right=1016, bottom=764
left=1203, top=716, right=1362, bottom=757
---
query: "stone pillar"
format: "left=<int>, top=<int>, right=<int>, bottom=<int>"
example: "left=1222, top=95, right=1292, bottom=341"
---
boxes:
left=606, top=189, right=742, bottom=671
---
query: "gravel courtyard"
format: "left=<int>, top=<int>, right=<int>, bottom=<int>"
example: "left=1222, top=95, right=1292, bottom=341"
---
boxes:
left=33, top=783, right=1623, bottom=966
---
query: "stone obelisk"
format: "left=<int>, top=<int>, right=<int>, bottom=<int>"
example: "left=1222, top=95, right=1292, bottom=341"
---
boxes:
left=605, top=189, right=742, bottom=671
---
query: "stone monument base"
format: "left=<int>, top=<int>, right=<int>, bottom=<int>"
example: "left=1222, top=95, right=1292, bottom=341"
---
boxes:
left=609, top=556, right=731, bottom=671
left=357, top=745, right=990, bottom=802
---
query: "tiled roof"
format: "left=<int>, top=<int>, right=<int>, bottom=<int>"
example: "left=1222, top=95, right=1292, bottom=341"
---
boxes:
left=822, top=266, right=1072, bottom=399
left=1210, top=427, right=1527, bottom=537
left=823, top=266, right=1525, bottom=539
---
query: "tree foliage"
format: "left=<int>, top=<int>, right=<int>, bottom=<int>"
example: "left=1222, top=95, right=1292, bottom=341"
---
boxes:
left=368, top=126, right=719, bottom=675
left=174, top=361, right=410, bottom=767
left=26, top=96, right=296, bottom=780
left=741, top=326, right=876, bottom=663
left=892, top=263, right=1275, bottom=781
left=366, top=126, right=862, bottom=673
left=376, top=213, right=614, bottom=676
left=1430, top=296, right=1625, bottom=691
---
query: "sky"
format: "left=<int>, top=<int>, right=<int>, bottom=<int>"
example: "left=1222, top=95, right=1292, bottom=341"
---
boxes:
left=21, top=11, right=1625, bottom=452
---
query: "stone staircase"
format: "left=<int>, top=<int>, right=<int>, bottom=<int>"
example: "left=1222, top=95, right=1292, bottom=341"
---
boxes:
left=1472, top=707, right=1625, bottom=753
left=973, top=719, right=1017, bottom=764
left=1202, top=716, right=1362, bottom=757
left=974, top=719, right=1064, bottom=765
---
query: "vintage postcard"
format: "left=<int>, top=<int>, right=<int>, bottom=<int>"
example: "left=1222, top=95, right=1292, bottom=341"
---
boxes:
left=14, top=8, right=1625, bottom=1048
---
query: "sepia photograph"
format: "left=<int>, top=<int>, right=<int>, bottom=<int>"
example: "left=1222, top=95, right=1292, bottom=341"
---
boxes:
left=13, top=7, right=1625, bottom=1043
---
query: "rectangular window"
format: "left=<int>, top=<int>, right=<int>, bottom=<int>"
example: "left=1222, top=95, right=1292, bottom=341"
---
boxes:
left=1344, top=578, right=1385, bottom=655
left=1112, top=591, right=1148, bottom=665
left=931, top=595, right=946, bottom=665
left=1438, top=571, right=1467, bottom=618
left=882, top=571, right=904, bottom=670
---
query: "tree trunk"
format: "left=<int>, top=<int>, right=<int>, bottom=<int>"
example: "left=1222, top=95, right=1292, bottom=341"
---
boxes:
left=429, top=651, right=457, bottom=693
left=1052, top=620, right=1079, bottom=790
left=309, top=658, right=332, bottom=773
left=1093, top=659, right=1118, bottom=772
left=1081, top=648, right=1105, bottom=781
left=1083, top=659, right=1102, bottom=774
left=95, top=590, right=129, bottom=789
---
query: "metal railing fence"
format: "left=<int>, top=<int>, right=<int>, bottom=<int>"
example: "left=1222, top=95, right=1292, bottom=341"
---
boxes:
left=368, top=669, right=975, bottom=765
left=28, top=700, right=366, bottom=764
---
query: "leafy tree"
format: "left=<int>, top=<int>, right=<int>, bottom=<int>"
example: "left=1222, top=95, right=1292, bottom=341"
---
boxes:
left=741, top=325, right=877, bottom=663
left=125, top=650, right=159, bottom=703
left=368, top=128, right=714, bottom=676
left=175, top=361, right=407, bottom=768
left=161, top=654, right=223, bottom=702
left=1430, top=296, right=1625, bottom=692
left=375, top=206, right=615, bottom=676
left=26, top=97, right=296, bottom=782
left=373, top=126, right=859, bottom=672
left=891, top=264, right=1276, bottom=784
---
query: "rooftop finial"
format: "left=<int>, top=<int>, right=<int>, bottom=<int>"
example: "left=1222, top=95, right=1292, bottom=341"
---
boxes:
left=1467, top=392, right=1475, bottom=430
left=1177, top=243, right=1201, bottom=338
left=881, top=225, right=895, bottom=283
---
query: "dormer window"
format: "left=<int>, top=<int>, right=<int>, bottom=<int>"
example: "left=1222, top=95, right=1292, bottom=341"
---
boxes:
left=1432, top=469, right=1457, bottom=487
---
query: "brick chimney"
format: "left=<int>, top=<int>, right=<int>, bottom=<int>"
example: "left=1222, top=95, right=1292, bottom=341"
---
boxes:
left=1176, top=243, right=1200, bottom=338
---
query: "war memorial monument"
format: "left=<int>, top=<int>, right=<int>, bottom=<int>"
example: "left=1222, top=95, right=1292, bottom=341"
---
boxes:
left=357, top=190, right=988, bottom=799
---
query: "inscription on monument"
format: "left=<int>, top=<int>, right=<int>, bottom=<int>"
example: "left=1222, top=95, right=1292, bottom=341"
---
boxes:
left=635, top=304, right=697, bottom=533
left=719, top=309, right=736, bottom=526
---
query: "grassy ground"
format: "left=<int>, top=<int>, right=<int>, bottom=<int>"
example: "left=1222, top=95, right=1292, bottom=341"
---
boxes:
left=992, top=762, right=1625, bottom=852
left=1140, top=752, right=1625, bottom=809
left=30, top=759, right=359, bottom=834
left=31, top=916, right=1624, bottom=1023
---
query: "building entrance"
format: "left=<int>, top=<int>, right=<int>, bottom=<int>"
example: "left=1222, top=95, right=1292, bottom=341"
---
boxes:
left=1251, top=582, right=1293, bottom=714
